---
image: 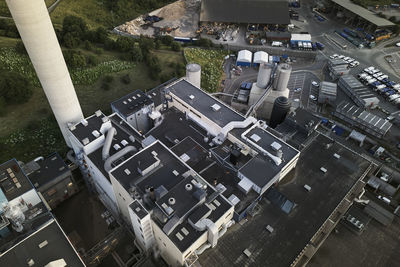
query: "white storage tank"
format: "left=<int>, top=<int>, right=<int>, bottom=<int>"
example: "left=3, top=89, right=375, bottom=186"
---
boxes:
left=256, top=63, right=273, bottom=89
left=273, top=63, right=292, bottom=91
left=186, top=63, right=201, bottom=88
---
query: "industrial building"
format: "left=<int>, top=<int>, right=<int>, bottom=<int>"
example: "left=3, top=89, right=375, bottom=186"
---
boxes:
left=67, top=78, right=300, bottom=266
left=0, top=159, right=84, bottom=266
left=328, top=58, right=350, bottom=80
left=111, top=90, right=158, bottom=134
left=24, top=153, right=79, bottom=210
left=200, top=0, right=290, bottom=25
left=318, top=81, right=337, bottom=104
left=329, top=0, right=395, bottom=32
left=338, top=75, right=380, bottom=109
left=334, top=102, right=392, bottom=138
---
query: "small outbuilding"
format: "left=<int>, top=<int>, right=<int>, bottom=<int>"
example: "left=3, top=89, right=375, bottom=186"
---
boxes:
left=237, top=50, right=253, bottom=67
left=253, top=51, right=269, bottom=65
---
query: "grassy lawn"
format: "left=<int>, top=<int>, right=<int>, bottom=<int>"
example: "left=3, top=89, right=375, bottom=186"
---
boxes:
left=0, top=0, right=55, bottom=17
left=0, top=48, right=184, bottom=162
left=184, top=48, right=229, bottom=92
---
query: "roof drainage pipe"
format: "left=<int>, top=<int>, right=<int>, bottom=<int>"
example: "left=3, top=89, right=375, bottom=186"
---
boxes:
left=189, top=217, right=218, bottom=247
left=104, top=146, right=137, bottom=173
left=102, top=127, right=116, bottom=160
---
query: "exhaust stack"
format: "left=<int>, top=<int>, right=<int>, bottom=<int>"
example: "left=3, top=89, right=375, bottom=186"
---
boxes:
left=6, top=0, right=84, bottom=147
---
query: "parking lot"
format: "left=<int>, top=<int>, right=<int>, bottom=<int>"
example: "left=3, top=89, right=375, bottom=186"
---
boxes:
left=287, top=71, right=320, bottom=112
left=386, top=52, right=400, bottom=74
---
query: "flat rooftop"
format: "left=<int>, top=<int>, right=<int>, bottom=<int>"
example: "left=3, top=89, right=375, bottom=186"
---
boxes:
left=70, top=111, right=107, bottom=145
left=0, top=219, right=84, bottom=266
left=110, top=141, right=190, bottom=195
left=331, top=0, right=395, bottom=27
left=199, top=133, right=372, bottom=266
left=146, top=107, right=210, bottom=149
left=0, top=159, right=33, bottom=201
left=239, top=126, right=299, bottom=188
left=87, top=113, right=143, bottom=180
left=166, top=79, right=245, bottom=128
left=200, top=0, right=290, bottom=25
left=111, top=90, right=153, bottom=117
left=27, top=153, right=70, bottom=188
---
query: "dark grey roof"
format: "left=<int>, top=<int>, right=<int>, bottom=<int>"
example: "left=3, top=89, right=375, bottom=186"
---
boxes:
left=87, top=114, right=143, bottom=180
left=239, top=127, right=299, bottom=189
left=110, top=141, right=190, bottom=194
left=27, top=153, right=70, bottom=188
left=70, top=111, right=107, bottom=145
left=129, top=200, right=149, bottom=220
left=146, top=78, right=178, bottom=107
left=198, top=133, right=372, bottom=267
left=0, top=159, right=33, bottom=201
left=331, top=0, right=395, bottom=27
left=111, top=90, right=153, bottom=117
left=200, top=0, right=290, bottom=25
left=166, top=79, right=245, bottom=128
left=0, top=219, right=84, bottom=266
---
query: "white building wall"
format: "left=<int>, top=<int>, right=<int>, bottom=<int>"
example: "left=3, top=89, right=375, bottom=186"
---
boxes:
left=85, top=155, right=118, bottom=210
left=9, top=189, right=41, bottom=207
left=110, top=173, right=134, bottom=222
left=128, top=204, right=154, bottom=251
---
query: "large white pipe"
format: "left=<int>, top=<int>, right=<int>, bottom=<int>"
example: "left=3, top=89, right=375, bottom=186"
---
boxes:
left=6, top=0, right=84, bottom=147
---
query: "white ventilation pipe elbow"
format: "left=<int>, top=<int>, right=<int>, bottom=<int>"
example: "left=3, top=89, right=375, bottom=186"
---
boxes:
left=104, top=146, right=137, bottom=173
left=102, top=127, right=116, bottom=160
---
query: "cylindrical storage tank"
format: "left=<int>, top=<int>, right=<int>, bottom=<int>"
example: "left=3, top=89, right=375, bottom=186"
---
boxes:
left=269, top=96, right=290, bottom=128
left=256, top=63, right=273, bottom=88
left=6, top=0, right=84, bottom=148
left=186, top=63, right=201, bottom=88
left=273, top=63, right=292, bottom=91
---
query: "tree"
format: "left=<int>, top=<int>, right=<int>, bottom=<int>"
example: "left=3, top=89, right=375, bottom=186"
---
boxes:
left=63, top=32, right=80, bottom=48
left=159, top=35, right=174, bottom=46
left=115, top=36, right=135, bottom=52
left=63, top=50, right=87, bottom=69
left=0, top=71, right=33, bottom=104
left=129, top=47, right=143, bottom=62
left=84, top=40, right=93, bottom=51
left=139, top=37, right=155, bottom=55
left=171, top=41, right=181, bottom=51
left=15, top=41, right=27, bottom=55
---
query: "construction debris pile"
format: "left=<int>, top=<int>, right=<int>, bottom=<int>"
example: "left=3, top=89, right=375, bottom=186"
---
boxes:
left=198, top=22, right=240, bottom=42
left=115, top=0, right=200, bottom=38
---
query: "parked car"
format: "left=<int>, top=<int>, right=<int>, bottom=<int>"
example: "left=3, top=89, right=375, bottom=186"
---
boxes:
left=311, top=81, right=319, bottom=87
left=309, top=94, right=317, bottom=101
left=294, top=87, right=302, bottom=93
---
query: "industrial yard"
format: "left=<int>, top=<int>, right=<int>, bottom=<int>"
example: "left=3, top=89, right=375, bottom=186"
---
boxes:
left=1, top=0, right=400, bottom=267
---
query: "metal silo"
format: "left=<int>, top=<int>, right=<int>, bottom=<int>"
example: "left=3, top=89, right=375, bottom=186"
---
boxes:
left=256, top=63, right=273, bottom=89
left=273, top=63, right=292, bottom=91
left=186, top=63, right=201, bottom=88
left=269, top=96, right=290, bottom=128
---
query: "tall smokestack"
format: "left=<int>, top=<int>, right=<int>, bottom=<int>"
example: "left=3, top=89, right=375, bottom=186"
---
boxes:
left=6, top=0, right=84, bottom=147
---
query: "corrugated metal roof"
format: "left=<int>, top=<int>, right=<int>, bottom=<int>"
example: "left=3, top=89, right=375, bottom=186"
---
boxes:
left=331, top=0, right=395, bottom=27
left=200, top=0, right=290, bottom=25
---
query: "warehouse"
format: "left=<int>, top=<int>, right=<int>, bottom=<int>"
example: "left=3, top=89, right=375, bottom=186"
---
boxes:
left=338, top=75, right=379, bottom=109
left=334, top=102, right=392, bottom=138
left=328, top=58, right=350, bottom=80
left=200, top=0, right=290, bottom=25
left=329, top=0, right=395, bottom=32
left=253, top=51, right=269, bottom=65
left=318, top=81, right=337, bottom=105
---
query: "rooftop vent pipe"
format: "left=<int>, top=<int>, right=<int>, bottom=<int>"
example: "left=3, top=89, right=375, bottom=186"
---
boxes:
left=104, top=146, right=137, bottom=173
left=102, top=127, right=116, bottom=160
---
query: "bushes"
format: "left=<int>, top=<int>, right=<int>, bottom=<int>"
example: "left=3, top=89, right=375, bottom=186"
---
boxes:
left=15, top=41, right=27, bottom=55
left=171, top=41, right=181, bottom=52
left=0, top=71, right=33, bottom=104
left=120, top=74, right=131, bottom=84
left=63, top=50, right=87, bottom=69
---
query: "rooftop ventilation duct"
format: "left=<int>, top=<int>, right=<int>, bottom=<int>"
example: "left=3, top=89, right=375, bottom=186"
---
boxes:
left=102, top=127, right=116, bottom=160
left=104, top=146, right=137, bottom=173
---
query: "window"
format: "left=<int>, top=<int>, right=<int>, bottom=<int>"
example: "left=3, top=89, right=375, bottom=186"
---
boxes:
left=137, top=218, right=141, bottom=224
left=141, top=233, right=144, bottom=239
left=225, top=212, right=232, bottom=219
left=122, top=197, right=125, bottom=201
left=163, top=242, right=166, bottom=247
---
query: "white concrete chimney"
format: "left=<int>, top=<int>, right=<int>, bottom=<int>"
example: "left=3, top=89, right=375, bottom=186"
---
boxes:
left=6, top=0, right=84, bottom=147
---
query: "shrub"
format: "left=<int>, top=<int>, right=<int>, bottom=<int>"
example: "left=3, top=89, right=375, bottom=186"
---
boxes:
left=15, top=41, right=27, bottom=55
left=0, top=71, right=33, bottom=104
left=171, top=41, right=181, bottom=52
left=104, top=75, right=114, bottom=83
left=120, top=74, right=131, bottom=84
